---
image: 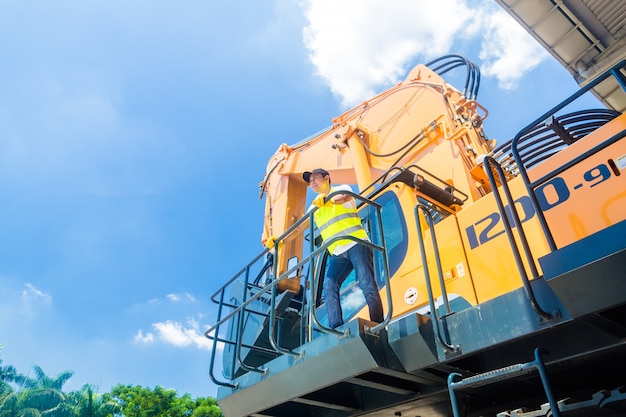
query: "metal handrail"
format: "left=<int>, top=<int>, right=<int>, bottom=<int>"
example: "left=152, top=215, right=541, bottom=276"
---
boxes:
left=414, top=204, right=458, bottom=353
left=208, top=288, right=236, bottom=388
left=510, top=59, right=626, bottom=252
left=448, top=348, right=561, bottom=417
left=205, top=188, right=394, bottom=386
left=206, top=253, right=277, bottom=387
left=209, top=249, right=270, bottom=305
left=483, top=156, right=552, bottom=320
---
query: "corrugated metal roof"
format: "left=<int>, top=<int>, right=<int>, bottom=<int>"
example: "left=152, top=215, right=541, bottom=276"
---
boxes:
left=495, top=0, right=626, bottom=112
left=584, top=0, right=626, bottom=41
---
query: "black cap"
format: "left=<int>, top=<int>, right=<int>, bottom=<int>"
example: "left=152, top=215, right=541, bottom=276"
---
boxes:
left=303, top=168, right=330, bottom=183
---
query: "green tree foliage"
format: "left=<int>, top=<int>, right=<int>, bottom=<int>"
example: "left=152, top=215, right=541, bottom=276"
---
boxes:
left=186, top=397, right=223, bottom=417
left=66, top=385, right=121, bottom=417
left=0, top=360, right=18, bottom=400
left=109, top=385, right=222, bottom=417
left=20, top=367, right=73, bottom=391
left=0, top=360, right=222, bottom=417
left=19, top=388, right=64, bottom=410
left=0, top=362, right=73, bottom=417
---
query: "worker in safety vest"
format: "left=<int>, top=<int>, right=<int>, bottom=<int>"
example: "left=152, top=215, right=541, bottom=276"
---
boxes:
left=302, top=168, right=383, bottom=329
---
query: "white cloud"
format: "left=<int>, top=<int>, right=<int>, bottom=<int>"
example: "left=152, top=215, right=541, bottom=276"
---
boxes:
left=134, top=329, right=154, bottom=343
left=22, top=283, right=50, bottom=300
left=302, top=0, right=475, bottom=107
left=0, top=279, right=53, bottom=322
left=166, top=293, right=196, bottom=303
left=478, top=8, right=548, bottom=89
left=302, top=0, right=548, bottom=106
left=136, top=318, right=214, bottom=351
left=20, top=283, right=53, bottom=313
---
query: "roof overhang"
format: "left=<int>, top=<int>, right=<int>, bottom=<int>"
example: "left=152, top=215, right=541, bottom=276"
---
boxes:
left=495, top=0, right=626, bottom=112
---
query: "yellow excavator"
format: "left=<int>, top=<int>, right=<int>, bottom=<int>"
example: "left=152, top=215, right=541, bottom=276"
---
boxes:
left=206, top=54, right=626, bottom=416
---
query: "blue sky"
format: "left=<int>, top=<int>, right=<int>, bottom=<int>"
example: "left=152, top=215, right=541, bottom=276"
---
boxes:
left=0, top=0, right=600, bottom=399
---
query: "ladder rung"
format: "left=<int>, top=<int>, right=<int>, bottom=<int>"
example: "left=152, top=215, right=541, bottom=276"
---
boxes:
left=451, top=363, right=534, bottom=389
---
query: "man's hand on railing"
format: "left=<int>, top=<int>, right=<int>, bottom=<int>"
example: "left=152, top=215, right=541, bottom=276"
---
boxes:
left=312, top=193, right=329, bottom=208
left=265, top=236, right=277, bottom=249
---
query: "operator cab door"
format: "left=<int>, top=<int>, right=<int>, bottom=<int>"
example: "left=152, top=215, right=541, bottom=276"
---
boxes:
left=368, top=182, right=478, bottom=321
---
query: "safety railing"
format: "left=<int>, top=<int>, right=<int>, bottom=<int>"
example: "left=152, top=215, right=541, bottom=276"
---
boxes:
left=482, top=156, right=553, bottom=320
left=206, top=250, right=278, bottom=388
left=205, top=190, right=393, bottom=387
left=477, top=60, right=626, bottom=319
left=510, top=59, right=626, bottom=252
left=414, top=203, right=459, bottom=353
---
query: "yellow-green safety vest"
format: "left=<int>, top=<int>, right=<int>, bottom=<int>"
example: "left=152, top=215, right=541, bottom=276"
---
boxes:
left=314, top=187, right=368, bottom=255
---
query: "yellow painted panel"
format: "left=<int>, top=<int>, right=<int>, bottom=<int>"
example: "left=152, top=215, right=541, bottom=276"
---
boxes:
left=526, top=114, right=626, bottom=248
left=456, top=177, right=551, bottom=303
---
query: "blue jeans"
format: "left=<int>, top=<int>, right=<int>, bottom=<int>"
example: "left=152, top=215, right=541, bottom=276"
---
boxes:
left=323, top=243, right=384, bottom=328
